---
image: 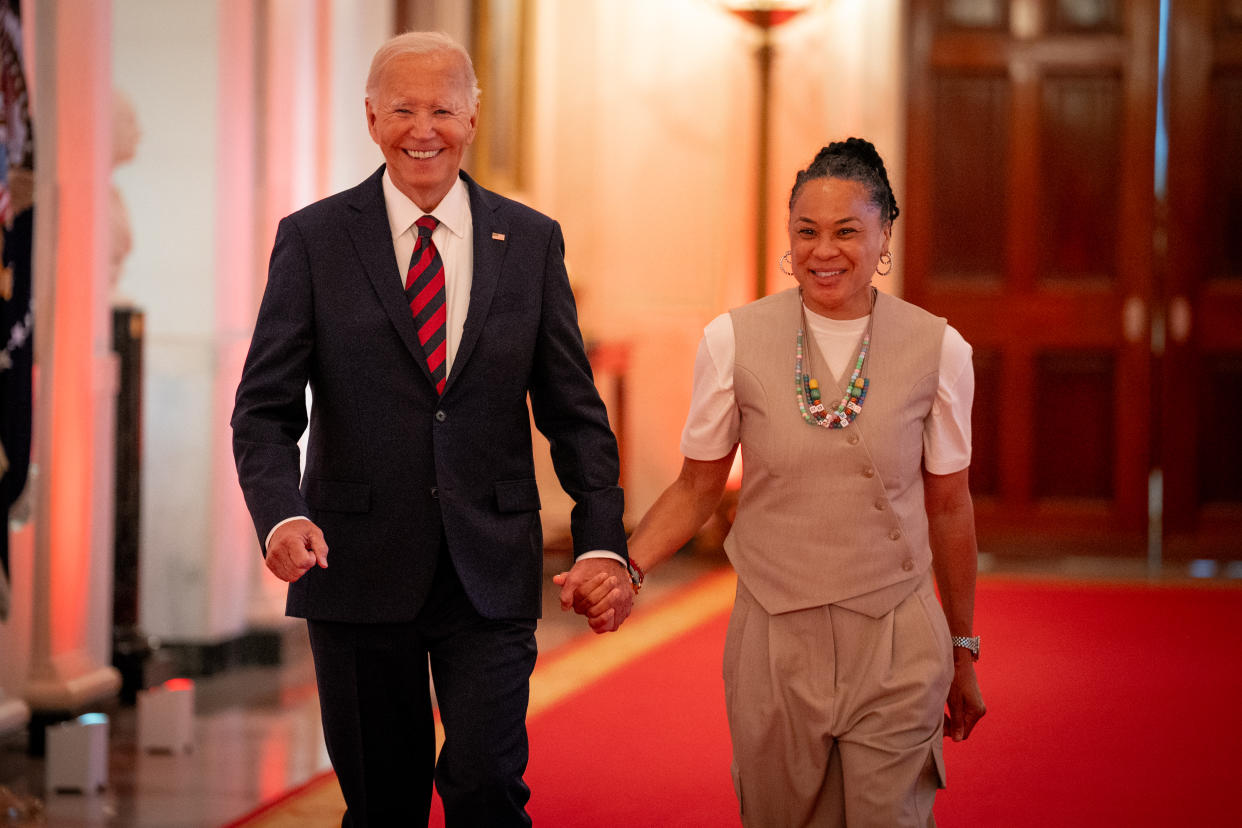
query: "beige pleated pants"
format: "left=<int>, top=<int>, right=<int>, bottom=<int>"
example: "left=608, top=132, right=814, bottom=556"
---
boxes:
left=722, top=571, right=953, bottom=828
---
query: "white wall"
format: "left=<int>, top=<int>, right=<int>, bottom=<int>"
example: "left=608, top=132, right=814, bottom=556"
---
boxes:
left=327, top=0, right=389, bottom=193
left=523, top=0, right=905, bottom=518
left=773, top=0, right=905, bottom=294
left=113, top=0, right=227, bottom=640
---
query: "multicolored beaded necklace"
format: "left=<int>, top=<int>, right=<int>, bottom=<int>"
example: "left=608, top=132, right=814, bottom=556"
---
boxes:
left=794, top=288, right=876, bottom=429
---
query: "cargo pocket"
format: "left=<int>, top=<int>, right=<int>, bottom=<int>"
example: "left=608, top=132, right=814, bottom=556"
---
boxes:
left=931, top=738, right=947, bottom=789
left=916, top=740, right=947, bottom=826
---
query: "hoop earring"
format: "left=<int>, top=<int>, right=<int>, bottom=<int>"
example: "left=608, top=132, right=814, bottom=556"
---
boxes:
left=876, top=251, right=893, bottom=276
left=779, top=250, right=793, bottom=276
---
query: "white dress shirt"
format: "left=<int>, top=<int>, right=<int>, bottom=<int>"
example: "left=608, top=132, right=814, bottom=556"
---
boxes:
left=382, top=171, right=473, bottom=376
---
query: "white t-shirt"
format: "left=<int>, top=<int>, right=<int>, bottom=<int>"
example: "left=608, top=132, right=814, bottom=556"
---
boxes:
left=679, top=304, right=974, bottom=475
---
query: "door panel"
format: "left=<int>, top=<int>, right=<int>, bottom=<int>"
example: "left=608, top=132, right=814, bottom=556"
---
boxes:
left=1164, top=0, right=1242, bottom=557
left=906, top=0, right=1157, bottom=555
left=930, top=73, right=1011, bottom=282
left=1038, top=72, right=1122, bottom=282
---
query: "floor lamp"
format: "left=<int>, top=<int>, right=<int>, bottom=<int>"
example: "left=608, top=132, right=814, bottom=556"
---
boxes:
left=722, top=1, right=811, bottom=299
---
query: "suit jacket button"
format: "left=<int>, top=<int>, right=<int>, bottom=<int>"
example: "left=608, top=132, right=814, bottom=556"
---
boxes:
left=848, top=434, right=860, bottom=445
left=890, top=528, right=903, bottom=541
left=435, top=410, right=447, bottom=422
left=430, top=487, right=439, bottom=499
left=902, top=558, right=914, bottom=571
left=862, top=467, right=875, bottom=478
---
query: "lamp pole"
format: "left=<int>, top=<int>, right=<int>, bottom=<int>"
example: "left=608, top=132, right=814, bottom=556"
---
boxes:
left=755, top=25, right=774, bottom=299
left=726, top=3, right=809, bottom=300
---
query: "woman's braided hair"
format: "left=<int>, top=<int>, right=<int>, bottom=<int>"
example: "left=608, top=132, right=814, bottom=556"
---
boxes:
left=788, top=137, right=899, bottom=225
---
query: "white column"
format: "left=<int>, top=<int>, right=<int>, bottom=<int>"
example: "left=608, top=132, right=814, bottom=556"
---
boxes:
left=24, top=0, right=121, bottom=714
left=113, top=0, right=249, bottom=643
left=243, top=0, right=327, bottom=626
left=211, top=0, right=265, bottom=637
left=326, top=0, right=388, bottom=193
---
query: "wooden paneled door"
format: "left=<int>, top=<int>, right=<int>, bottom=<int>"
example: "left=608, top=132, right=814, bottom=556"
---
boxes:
left=1163, top=0, right=1242, bottom=558
left=905, top=0, right=1160, bottom=556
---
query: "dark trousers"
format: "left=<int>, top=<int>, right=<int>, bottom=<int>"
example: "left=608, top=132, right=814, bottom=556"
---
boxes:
left=307, top=547, right=538, bottom=827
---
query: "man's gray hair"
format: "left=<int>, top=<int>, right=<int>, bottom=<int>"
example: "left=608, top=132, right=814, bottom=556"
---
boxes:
left=365, top=31, right=481, bottom=105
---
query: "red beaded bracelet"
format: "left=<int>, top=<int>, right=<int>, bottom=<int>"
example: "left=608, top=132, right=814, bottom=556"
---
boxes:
left=626, top=557, right=645, bottom=594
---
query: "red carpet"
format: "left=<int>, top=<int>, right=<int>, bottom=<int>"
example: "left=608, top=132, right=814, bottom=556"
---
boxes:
left=521, top=608, right=738, bottom=826
left=937, top=578, right=1242, bottom=827
left=519, top=578, right=1242, bottom=827
left=232, top=575, right=1242, bottom=826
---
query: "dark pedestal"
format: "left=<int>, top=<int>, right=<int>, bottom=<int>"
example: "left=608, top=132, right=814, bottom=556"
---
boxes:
left=112, top=306, right=150, bottom=705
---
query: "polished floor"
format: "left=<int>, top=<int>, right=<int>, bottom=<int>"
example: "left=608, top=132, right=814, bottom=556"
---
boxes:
left=0, top=551, right=724, bottom=827
left=1, top=549, right=1238, bottom=827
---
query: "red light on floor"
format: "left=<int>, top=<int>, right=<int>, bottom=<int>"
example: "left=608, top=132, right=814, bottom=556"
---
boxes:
left=726, top=452, right=743, bottom=491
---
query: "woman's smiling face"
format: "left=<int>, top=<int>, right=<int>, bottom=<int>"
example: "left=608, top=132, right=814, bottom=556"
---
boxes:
left=787, top=177, right=891, bottom=319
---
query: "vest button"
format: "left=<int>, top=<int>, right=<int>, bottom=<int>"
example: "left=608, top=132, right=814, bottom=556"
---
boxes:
left=874, top=499, right=887, bottom=511
left=435, top=410, right=447, bottom=422
left=902, top=558, right=914, bottom=571
left=430, top=487, right=439, bottom=499
left=862, top=467, right=875, bottom=478
left=848, top=434, right=859, bottom=445
left=890, top=528, right=902, bottom=541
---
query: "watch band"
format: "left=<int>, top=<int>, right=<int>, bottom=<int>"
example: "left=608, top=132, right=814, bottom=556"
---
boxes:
left=951, top=635, right=980, bottom=661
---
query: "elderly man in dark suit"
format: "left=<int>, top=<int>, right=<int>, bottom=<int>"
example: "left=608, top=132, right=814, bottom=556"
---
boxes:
left=231, top=31, right=633, bottom=827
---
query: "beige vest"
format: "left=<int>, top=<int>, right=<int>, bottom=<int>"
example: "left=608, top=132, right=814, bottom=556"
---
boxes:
left=725, top=288, right=946, bottom=617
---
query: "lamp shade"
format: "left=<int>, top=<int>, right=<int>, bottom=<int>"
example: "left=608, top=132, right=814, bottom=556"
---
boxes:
left=722, top=0, right=812, bottom=27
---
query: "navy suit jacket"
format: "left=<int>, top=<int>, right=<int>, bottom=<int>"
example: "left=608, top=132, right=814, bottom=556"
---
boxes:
left=232, top=167, right=626, bottom=623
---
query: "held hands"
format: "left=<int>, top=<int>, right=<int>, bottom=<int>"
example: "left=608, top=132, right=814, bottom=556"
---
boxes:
left=552, top=558, right=633, bottom=634
left=265, top=518, right=329, bottom=583
left=945, top=657, right=986, bottom=742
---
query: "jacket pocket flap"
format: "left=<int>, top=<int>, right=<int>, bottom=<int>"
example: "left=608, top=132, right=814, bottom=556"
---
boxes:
left=304, top=478, right=372, bottom=513
left=494, top=478, right=541, bottom=513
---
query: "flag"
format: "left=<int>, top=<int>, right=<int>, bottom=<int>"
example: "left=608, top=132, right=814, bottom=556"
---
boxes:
left=0, top=0, right=34, bottom=606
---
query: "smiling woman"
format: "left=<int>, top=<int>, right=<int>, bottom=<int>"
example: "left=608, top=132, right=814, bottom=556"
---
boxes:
left=785, top=138, right=900, bottom=320
left=564, top=138, right=987, bottom=826
left=787, top=178, right=891, bottom=320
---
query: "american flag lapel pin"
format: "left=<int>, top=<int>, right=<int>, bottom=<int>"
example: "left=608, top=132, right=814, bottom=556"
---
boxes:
left=492, top=232, right=506, bottom=241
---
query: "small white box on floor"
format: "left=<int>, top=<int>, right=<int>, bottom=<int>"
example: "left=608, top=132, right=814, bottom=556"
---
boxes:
left=45, top=713, right=109, bottom=793
left=137, top=678, right=196, bottom=754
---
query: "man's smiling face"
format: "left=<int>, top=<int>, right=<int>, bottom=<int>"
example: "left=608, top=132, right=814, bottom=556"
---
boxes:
left=365, top=49, right=478, bottom=212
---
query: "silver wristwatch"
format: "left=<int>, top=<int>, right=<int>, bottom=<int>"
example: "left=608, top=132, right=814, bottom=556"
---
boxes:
left=951, top=635, right=980, bottom=661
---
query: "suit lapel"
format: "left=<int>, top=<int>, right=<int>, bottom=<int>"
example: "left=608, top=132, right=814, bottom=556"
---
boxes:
left=448, top=171, right=508, bottom=391
left=345, top=166, right=432, bottom=377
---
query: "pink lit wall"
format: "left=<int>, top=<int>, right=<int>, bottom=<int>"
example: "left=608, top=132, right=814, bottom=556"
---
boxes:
left=522, top=0, right=904, bottom=516
left=0, top=0, right=905, bottom=689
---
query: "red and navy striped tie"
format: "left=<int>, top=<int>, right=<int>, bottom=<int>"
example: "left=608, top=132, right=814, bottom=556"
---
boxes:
left=405, top=215, right=447, bottom=394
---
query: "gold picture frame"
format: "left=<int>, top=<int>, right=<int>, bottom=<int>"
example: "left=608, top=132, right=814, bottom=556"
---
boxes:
left=469, top=0, right=531, bottom=194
